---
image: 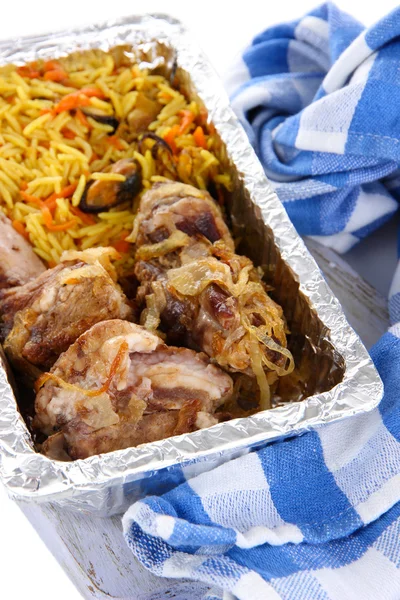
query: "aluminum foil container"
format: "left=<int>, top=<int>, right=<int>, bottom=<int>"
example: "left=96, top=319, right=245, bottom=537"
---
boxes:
left=0, top=14, right=383, bottom=516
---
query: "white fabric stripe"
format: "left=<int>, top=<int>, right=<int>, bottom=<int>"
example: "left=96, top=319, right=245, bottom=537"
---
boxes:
left=323, top=32, right=371, bottom=93
left=314, top=547, right=400, bottom=600
left=232, top=572, right=282, bottom=600
left=389, top=262, right=400, bottom=299
left=356, top=474, right=400, bottom=524
left=236, top=523, right=303, bottom=548
left=294, top=16, right=330, bottom=43
left=389, top=322, right=400, bottom=338
left=188, top=452, right=268, bottom=494
left=331, top=426, right=400, bottom=511
left=318, top=410, right=382, bottom=472
left=295, top=129, right=348, bottom=154
left=344, top=190, right=397, bottom=233
left=308, top=232, right=359, bottom=253
left=162, top=553, right=207, bottom=578
left=122, top=501, right=164, bottom=540
left=122, top=501, right=141, bottom=533
left=225, top=55, right=251, bottom=97
left=188, top=453, right=287, bottom=533
left=156, top=514, right=175, bottom=540
left=230, top=82, right=272, bottom=118
left=349, top=53, right=376, bottom=86
left=373, top=519, right=400, bottom=566
left=287, top=39, right=330, bottom=73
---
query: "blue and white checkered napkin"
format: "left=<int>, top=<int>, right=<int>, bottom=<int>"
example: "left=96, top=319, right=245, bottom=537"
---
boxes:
left=123, top=5, right=400, bottom=598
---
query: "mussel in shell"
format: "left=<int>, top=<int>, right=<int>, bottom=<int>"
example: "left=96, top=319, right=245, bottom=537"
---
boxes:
left=79, top=159, right=142, bottom=213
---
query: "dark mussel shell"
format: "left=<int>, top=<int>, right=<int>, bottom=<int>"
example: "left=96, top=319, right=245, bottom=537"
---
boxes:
left=82, top=111, right=119, bottom=135
left=79, top=159, right=142, bottom=213
left=139, top=132, right=173, bottom=158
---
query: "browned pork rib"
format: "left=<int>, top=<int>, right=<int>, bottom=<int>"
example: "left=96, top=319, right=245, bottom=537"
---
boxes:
left=0, top=248, right=133, bottom=380
left=0, top=213, right=46, bottom=289
left=133, top=182, right=294, bottom=408
left=34, top=320, right=233, bottom=459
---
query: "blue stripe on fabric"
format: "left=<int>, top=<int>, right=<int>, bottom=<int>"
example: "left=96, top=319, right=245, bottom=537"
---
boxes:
left=252, top=23, right=297, bottom=46
left=371, top=332, right=400, bottom=441
left=257, top=431, right=362, bottom=542
left=319, top=186, right=359, bottom=235
left=389, top=294, right=400, bottom=324
left=125, top=521, right=173, bottom=570
left=123, top=464, right=186, bottom=502
left=243, top=40, right=289, bottom=78
left=365, top=8, right=400, bottom=51
left=352, top=212, right=396, bottom=240
left=228, top=543, right=300, bottom=580
left=168, top=520, right=237, bottom=552
left=164, top=482, right=215, bottom=527
left=327, top=3, right=364, bottom=61
left=348, top=43, right=400, bottom=160
left=227, top=501, right=400, bottom=582
left=282, top=196, right=321, bottom=234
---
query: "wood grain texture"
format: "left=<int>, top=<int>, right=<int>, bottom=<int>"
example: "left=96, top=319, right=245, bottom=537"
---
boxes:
left=16, top=241, right=389, bottom=599
left=305, top=239, right=389, bottom=348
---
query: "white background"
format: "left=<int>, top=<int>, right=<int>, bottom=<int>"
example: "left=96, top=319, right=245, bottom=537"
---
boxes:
left=0, top=1, right=398, bottom=598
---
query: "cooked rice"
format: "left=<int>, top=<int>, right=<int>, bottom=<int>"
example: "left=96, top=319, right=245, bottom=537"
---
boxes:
left=0, top=47, right=232, bottom=273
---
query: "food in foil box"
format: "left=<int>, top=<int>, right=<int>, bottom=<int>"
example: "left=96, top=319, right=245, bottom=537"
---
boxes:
left=0, top=45, right=297, bottom=459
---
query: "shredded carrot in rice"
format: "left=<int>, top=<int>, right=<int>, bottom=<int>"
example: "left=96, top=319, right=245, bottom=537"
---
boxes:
left=0, top=46, right=232, bottom=275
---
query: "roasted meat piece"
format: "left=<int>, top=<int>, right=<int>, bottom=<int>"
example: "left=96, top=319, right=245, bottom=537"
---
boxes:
left=0, top=213, right=46, bottom=289
left=0, top=247, right=133, bottom=380
left=34, top=320, right=233, bottom=459
left=133, top=182, right=294, bottom=408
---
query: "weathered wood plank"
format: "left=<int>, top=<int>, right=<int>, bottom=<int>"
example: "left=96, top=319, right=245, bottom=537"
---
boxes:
left=19, top=501, right=209, bottom=600
left=17, top=242, right=389, bottom=599
left=305, top=238, right=389, bottom=348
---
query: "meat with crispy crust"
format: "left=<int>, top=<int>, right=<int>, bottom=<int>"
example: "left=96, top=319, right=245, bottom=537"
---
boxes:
left=35, top=320, right=233, bottom=459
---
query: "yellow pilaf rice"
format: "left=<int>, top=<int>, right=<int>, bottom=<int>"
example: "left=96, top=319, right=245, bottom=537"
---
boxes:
left=0, top=46, right=232, bottom=276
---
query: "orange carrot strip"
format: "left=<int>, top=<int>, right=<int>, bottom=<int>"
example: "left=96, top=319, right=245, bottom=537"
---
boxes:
left=107, top=135, right=124, bottom=150
left=79, top=87, right=106, bottom=99
left=57, top=183, right=78, bottom=199
left=12, top=220, right=29, bottom=240
left=178, top=109, right=195, bottom=135
left=20, top=191, right=44, bottom=208
left=54, top=87, right=106, bottom=114
left=43, top=60, right=61, bottom=72
left=44, top=183, right=79, bottom=211
left=193, top=126, right=207, bottom=149
left=111, top=240, right=131, bottom=254
left=44, top=69, right=68, bottom=82
left=70, top=206, right=96, bottom=225
left=199, top=107, right=208, bottom=126
left=54, top=94, right=91, bottom=114
left=45, top=216, right=77, bottom=232
left=41, top=205, right=53, bottom=228
left=20, top=181, right=28, bottom=191
left=61, top=128, right=76, bottom=140
left=17, top=66, right=40, bottom=79
left=76, top=108, right=91, bottom=129
left=163, top=124, right=180, bottom=154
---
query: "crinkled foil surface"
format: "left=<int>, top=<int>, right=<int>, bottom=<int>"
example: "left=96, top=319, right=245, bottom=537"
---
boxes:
left=0, top=15, right=383, bottom=516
